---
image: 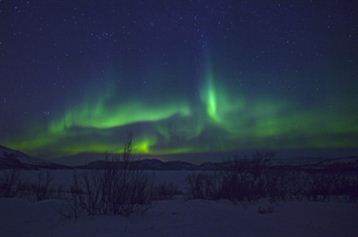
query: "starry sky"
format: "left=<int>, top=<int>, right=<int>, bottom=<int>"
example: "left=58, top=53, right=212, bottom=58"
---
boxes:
left=0, top=0, right=357, bottom=160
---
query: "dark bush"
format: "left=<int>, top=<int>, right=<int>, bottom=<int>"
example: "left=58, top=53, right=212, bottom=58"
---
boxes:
left=31, top=171, right=54, bottom=201
left=68, top=137, right=153, bottom=217
left=0, top=169, right=22, bottom=198
left=186, top=153, right=358, bottom=202
left=154, top=183, right=182, bottom=200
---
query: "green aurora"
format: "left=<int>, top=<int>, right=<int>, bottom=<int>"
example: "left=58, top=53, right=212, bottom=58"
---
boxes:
left=1, top=1, right=358, bottom=160
left=3, top=65, right=358, bottom=158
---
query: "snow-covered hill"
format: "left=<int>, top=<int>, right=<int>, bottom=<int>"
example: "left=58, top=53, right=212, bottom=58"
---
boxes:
left=0, top=145, right=67, bottom=169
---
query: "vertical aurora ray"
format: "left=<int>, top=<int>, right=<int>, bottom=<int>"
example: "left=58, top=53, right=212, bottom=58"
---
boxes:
left=204, top=71, right=219, bottom=122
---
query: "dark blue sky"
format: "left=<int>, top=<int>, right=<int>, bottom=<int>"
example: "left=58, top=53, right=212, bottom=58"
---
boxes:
left=0, top=0, right=357, bottom=159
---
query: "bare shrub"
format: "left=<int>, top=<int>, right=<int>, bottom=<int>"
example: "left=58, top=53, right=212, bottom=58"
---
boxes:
left=337, top=176, right=358, bottom=201
left=53, top=184, right=65, bottom=200
left=302, top=172, right=358, bottom=201
left=186, top=152, right=358, bottom=202
left=68, top=136, right=153, bottom=217
left=186, top=172, right=218, bottom=199
left=0, top=169, right=66, bottom=201
left=187, top=153, right=273, bottom=202
left=257, top=205, right=274, bottom=214
left=154, top=183, right=182, bottom=200
left=30, top=171, right=54, bottom=201
left=0, top=169, right=22, bottom=198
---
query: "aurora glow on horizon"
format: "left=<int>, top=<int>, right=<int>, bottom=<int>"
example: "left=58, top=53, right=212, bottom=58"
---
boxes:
left=1, top=1, right=357, bottom=160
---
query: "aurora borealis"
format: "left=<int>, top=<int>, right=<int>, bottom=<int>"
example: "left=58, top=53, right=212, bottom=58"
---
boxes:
left=0, top=1, right=357, bottom=160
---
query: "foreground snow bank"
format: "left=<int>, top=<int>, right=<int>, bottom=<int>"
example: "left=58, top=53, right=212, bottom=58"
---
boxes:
left=1, top=198, right=357, bottom=237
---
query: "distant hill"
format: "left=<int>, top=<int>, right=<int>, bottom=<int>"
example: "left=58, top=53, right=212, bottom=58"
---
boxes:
left=55, top=153, right=111, bottom=166
left=0, top=145, right=68, bottom=169
left=1, top=145, right=358, bottom=171
left=55, top=148, right=358, bottom=166
left=81, top=159, right=199, bottom=170
left=77, top=156, right=358, bottom=172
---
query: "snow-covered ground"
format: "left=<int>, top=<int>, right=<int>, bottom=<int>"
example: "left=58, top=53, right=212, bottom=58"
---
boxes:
left=1, top=169, right=358, bottom=237
left=0, top=198, right=357, bottom=237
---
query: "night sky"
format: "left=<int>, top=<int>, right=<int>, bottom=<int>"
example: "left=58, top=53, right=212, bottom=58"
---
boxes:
left=0, top=1, right=357, bottom=160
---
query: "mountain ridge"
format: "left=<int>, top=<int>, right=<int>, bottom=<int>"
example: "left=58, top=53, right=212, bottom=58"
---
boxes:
left=1, top=145, right=358, bottom=171
left=0, top=145, right=68, bottom=169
